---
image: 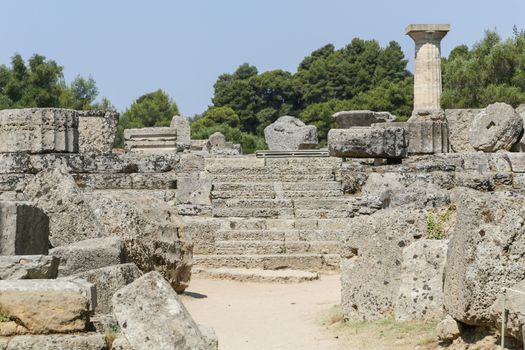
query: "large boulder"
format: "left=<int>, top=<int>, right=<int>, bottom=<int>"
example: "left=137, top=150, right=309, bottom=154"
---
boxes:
left=264, top=116, right=318, bottom=151
left=468, top=102, right=523, bottom=152
left=443, top=188, right=525, bottom=330
left=87, top=192, right=193, bottom=293
left=328, top=126, right=408, bottom=158
left=19, top=166, right=107, bottom=247
left=341, top=209, right=428, bottom=320
left=112, top=271, right=212, bottom=350
left=332, top=110, right=396, bottom=128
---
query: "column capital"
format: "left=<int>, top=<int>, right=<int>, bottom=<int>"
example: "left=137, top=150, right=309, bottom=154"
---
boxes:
left=405, top=24, right=450, bottom=43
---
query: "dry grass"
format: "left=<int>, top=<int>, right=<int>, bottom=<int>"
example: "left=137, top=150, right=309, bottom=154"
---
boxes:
left=319, top=305, right=439, bottom=350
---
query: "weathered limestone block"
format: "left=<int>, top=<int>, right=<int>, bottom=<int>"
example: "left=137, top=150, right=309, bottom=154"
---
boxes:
left=444, top=188, right=525, bottom=328
left=180, top=217, right=221, bottom=254
left=111, top=337, right=132, bottom=350
left=0, top=290, right=89, bottom=335
left=341, top=209, right=428, bottom=320
left=70, top=263, right=142, bottom=314
left=0, top=255, right=59, bottom=280
left=0, top=278, right=96, bottom=311
left=206, top=132, right=242, bottom=155
left=5, top=334, right=107, bottom=350
left=327, top=126, right=408, bottom=158
left=124, top=127, right=178, bottom=152
left=469, top=103, right=523, bottom=152
left=511, top=104, right=525, bottom=152
left=0, top=201, right=49, bottom=255
left=198, top=324, right=219, bottom=350
left=49, top=237, right=126, bottom=276
left=332, top=110, right=396, bottom=128
left=176, top=172, right=212, bottom=215
left=395, top=239, right=448, bottom=321
left=445, top=109, right=479, bottom=152
left=170, top=115, right=191, bottom=148
left=264, top=116, right=318, bottom=150
left=88, top=192, right=192, bottom=293
left=391, top=121, right=449, bottom=154
left=0, top=108, right=78, bottom=153
left=112, top=271, right=212, bottom=350
left=78, top=110, right=118, bottom=154
left=20, top=166, right=107, bottom=247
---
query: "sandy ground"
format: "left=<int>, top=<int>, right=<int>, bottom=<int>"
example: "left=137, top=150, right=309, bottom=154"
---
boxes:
left=181, top=274, right=346, bottom=350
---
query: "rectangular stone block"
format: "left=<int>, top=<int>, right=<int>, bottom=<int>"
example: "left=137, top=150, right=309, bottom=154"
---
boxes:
left=0, top=201, right=49, bottom=255
left=328, top=126, right=408, bottom=158
left=0, top=278, right=97, bottom=311
left=78, top=110, right=118, bottom=154
left=49, top=237, right=126, bottom=277
left=386, top=121, right=449, bottom=154
left=5, top=334, right=107, bottom=350
left=0, top=255, right=59, bottom=280
left=0, top=108, right=78, bottom=153
left=124, top=127, right=178, bottom=152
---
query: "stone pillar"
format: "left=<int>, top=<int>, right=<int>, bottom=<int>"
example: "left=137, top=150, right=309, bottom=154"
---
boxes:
left=406, top=24, right=450, bottom=117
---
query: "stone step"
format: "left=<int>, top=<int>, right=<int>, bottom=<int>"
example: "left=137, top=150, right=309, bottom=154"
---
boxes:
left=194, top=254, right=340, bottom=272
left=211, top=173, right=335, bottom=182
left=212, top=189, right=343, bottom=200
left=215, top=240, right=340, bottom=255
left=212, top=199, right=294, bottom=218
left=214, top=229, right=347, bottom=242
left=192, top=267, right=319, bottom=283
left=294, top=209, right=352, bottom=219
left=214, top=218, right=357, bottom=231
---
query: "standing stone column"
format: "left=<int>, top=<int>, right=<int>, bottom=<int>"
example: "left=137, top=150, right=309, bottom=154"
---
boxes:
left=406, top=24, right=450, bottom=118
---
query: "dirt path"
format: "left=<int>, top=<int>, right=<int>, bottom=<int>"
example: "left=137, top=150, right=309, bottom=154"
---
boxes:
left=181, top=274, right=345, bottom=350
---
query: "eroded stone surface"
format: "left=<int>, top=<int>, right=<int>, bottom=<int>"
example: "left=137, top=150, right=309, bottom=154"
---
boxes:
left=469, top=103, right=523, bottom=152
left=332, top=110, right=396, bottom=128
left=78, top=110, right=118, bottom=154
left=5, top=334, right=107, bottom=350
left=264, top=116, right=318, bottom=151
left=112, top=271, right=212, bottom=350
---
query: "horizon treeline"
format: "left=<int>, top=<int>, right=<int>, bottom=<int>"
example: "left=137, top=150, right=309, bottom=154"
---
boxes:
left=1, top=28, right=524, bottom=152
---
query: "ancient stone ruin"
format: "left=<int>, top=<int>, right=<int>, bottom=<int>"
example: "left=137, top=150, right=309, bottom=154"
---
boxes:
left=1, top=23, right=525, bottom=350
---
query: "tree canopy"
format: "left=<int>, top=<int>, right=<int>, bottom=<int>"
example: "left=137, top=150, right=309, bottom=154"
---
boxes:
left=0, top=53, right=110, bottom=111
left=206, top=38, right=413, bottom=142
left=442, top=27, right=525, bottom=108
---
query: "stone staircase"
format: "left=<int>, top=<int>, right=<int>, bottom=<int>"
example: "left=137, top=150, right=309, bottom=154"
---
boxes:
left=192, top=157, right=357, bottom=275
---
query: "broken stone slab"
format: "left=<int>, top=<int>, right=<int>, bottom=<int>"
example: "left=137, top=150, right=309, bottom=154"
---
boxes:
left=0, top=108, right=79, bottom=153
left=88, top=192, right=192, bottom=293
left=112, top=271, right=212, bottom=350
left=0, top=255, right=59, bottom=280
left=0, top=290, right=89, bottom=335
left=264, top=116, right=318, bottom=151
left=332, top=110, right=396, bottom=128
left=380, top=121, right=449, bottom=154
left=20, top=166, right=107, bottom=247
left=49, top=237, right=126, bottom=277
left=170, top=116, right=191, bottom=149
left=78, top=110, right=119, bottom=154
left=469, top=102, right=523, bottom=152
left=0, top=278, right=97, bottom=311
left=5, top=334, right=107, bottom=350
left=444, top=188, right=525, bottom=328
left=394, top=239, right=448, bottom=321
left=327, top=126, right=408, bottom=158
left=445, top=109, right=480, bottom=153
left=0, top=201, right=50, bottom=255
left=69, top=263, right=142, bottom=314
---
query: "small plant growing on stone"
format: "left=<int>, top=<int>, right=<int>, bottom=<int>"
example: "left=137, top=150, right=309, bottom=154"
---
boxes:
left=104, top=323, right=120, bottom=348
left=427, top=204, right=456, bottom=239
left=0, top=314, right=10, bottom=322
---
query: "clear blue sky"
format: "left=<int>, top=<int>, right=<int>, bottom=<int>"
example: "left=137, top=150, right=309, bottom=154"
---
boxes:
left=1, top=0, right=524, bottom=116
